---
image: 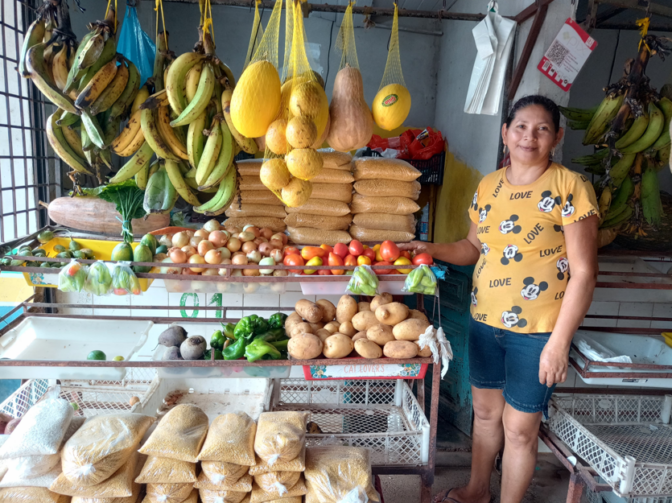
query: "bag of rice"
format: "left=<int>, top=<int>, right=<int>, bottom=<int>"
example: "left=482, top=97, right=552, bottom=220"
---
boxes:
left=0, top=487, right=69, bottom=503
left=72, top=481, right=140, bottom=503
left=254, top=412, right=308, bottom=466
left=144, top=482, right=193, bottom=503
left=0, top=397, right=73, bottom=459
left=304, top=447, right=380, bottom=503
left=285, top=199, right=350, bottom=217
left=139, top=404, right=208, bottom=463
left=287, top=227, right=351, bottom=246
left=352, top=213, right=416, bottom=234
left=198, top=412, right=256, bottom=465
left=253, top=471, right=300, bottom=496
left=284, top=213, right=352, bottom=231
left=0, top=461, right=61, bottom=488
left=354, top=180, right=421, bottom=200
left=237, top=191, right=280, bottom=205
left=310, top=183, right=352, bottom=203
left=250, top=476, right=307, bottom=503
left=199, top=488, right=248, bottom=503
left=353, top=158, right=421, bottom=182
left=349, top=225, right=416, bottom=243
left=248, top=446, right=306, bottom=476
left=201, top=461, right=249, bottom=485
left=239, top=176, right=267, bottom=191
left=134, top=456, right=197, bottom=484
left=311, top=168, right=355, bottom=184
left=224, top=217, right=286, bottom=233
left=51, top=450, right=141, bottom=498
left=237, top=160, right=263, bottom=176
left=225, top=204, right=287, bottom=219
left=62, top=413, right=154, bottom=487
left=318, top=149, right=352, bottom=170
left=350, top=194, right=420, bottom=215
left=193, top=471, right=252, bottom=492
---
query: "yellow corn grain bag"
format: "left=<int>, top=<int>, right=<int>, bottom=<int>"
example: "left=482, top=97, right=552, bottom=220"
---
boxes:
left=237, top=191, right=280, bottom=205
left=287, top=227, right=351, bottom=246
left=134, top=455, right=197, bottom=484
left=198, top=413, right=256, bottom=465
left=61, top=413, right=154, bottom=487
left=0, top=487, right=69, bottom=503
left=225, top=204, right=287, bottom=219
left=254, top=412, right=308, bottom=465
left=253, top=471, right=300, bottom=495
left=248, top=447, right=306, bottom=476
left=139, top=404, right=208, bottom=463
left=349, top=225, right=415, bottom=243
left=285, top=198, right=350, bottom=217
left=194, top=472, right=253, bottom=492
left=224, top=217, right=286, bottom=233
left=353, top=158, right=421, bottom=182
left=352, top=213, right=416, bottom=234
left=239, top=176, right=268, bottom=191
left=311, top=168, right=354, bottom=184
left=304, top=447, right=380, bottom=503
left=310, top=183, right=353, bottom=203
left=144, top=483, right=194, bottom=503
left=350, top=194, right=420, bottom=215
left=354, top=179, right=420, bottom=200
left=284, top=213, right=352, bottom=231
left=72, top=481, right=140, bottom=503
left=237, top=160, right=263, bottom=176
left=318, top=149, right=352, bottom=170
left=199, top=488, right=248, bottom=503
left=250, top=477, right=307, bottom=503
left=201, top=461, right=249, bottom=485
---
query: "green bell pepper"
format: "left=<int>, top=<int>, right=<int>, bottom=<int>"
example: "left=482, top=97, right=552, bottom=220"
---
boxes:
left=233, top=317, right=254, bottom=339
left=223, top=335, right=249, bottom=360
left=210, top=330, right=225, bottom=350
left=203, top=348, right=223, bottom=360
left=222, top=323, right=236, bottom=339
left=245, top=338, right=283, bottom=362
left=269, top=312, right=288, bottom=330
left=271, top=339, right=289, bottom=351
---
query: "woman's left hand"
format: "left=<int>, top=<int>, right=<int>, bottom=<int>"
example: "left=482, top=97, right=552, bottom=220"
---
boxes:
left=539, top=341, right=569, bottom=387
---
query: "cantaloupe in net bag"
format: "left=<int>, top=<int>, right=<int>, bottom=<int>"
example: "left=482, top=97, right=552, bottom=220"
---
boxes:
left=372, top=3, right=411, bottom=130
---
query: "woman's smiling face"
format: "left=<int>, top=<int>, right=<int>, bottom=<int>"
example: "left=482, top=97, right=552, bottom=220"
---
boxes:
left=502, top=104, right=563, bottom=166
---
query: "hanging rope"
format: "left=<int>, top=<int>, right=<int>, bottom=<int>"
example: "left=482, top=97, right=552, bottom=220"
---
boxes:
left=637, top=17, right=651, bottom=53
left=155, top=0, right=167, bottom=39
left=105, top=0, right=118, bottom=32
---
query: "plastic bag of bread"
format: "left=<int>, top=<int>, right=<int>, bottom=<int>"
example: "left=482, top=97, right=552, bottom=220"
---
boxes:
left=352, top=213, right=416, bottom=233
left=0, top=487, right=69, bottom=503
left=350, top=194, right=420, bottom=215
left=304, top=447, right=380, bottom=503
left=354, top=180, right=421, bottom=200
left=134, top=455, right=197, bottom=484
left=72, top=480, right=140, bottom=503
left=254, top=412, right=308, bottom=465
left=318, top=149, right=352, bottom=170
left=237, top=190, right=280, bottom=205
left=140, top=405, right=208, bottom=463
left=353, top=158, right=421, bottom=181
left=199, top=488, right=248, bottom=503
left=253, top=471, right=300, bottom=496
left=311, top=168, right=355, bottom=184
left=201, top=461, right=249, bottom=485
left=284, top=213, right=352, bottom=231
left=225, top=217, right=286, bottom=233
left=225, top=204, right=287, bottom=219
left=198, top=412, right=256, bottom=465
left=285, top=198, right=350, bottom=217
left=247, top=446, right=306, bottom=475
left=61, top=413, right=154, bottom=486
left=194, top=471, right=252, bottom=492
left=250, top=476, right=307, bottom=503
left=310, top=183, right=352, bottom=203
left=349, top=225, right=416, bottom=243
left=145, top=482, right=194, bottom=503
left=287, top=227, right=351, bottom=246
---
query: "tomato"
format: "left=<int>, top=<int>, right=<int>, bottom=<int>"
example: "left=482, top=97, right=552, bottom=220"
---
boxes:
left=363, top=248, right=376, bottom=261
left=348, top=240, right=364, bottom=257
left=412, top=253, right=434, bottom=266
left=318, top=269, right=332, bottom=275
left=380, top=240, right=400, bottom=262
left=373, top=261, right=393, bottom=274
left=328, top=252, right=345, bottom=275
left=344, top=255, right=358, bottom=267
left=301, top=246, right=326, bottom=261
left=394, top=257, right=413, bottom=274
left=374, top=245, right=384, bottom=262
left=283, top=246, right=300, bottom=257
left=357, top=255, right=371, bottom=266
left=304, top=256, right=323, bottom=275
left=400, top=250, right=411, bottom=260
left=320, top=244, right=333, bottom=254
left=283, top=254, right=304, bottom=274
left=333, top=242, right=349, bottom=259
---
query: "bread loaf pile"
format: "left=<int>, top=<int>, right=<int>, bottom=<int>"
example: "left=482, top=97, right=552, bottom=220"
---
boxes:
left=285, top=149, right=354, bottom=245
left=226, top=160, right=287, bottom=232
left=350, top=158, right=421, bottom=242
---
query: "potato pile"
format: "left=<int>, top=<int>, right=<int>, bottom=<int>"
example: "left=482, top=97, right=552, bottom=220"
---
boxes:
left=287, top=294, right=432, bottom=360
left=350, top=158, right=422, bottom=243
left=285, top=149, right=355, bottom=246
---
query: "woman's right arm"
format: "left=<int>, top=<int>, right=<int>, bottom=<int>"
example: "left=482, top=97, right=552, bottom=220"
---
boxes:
left=399, top=222, right=481, bottom=266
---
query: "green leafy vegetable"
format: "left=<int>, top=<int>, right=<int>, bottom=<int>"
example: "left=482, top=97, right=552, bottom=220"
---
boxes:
left=83, top=181, right=145, bottom=243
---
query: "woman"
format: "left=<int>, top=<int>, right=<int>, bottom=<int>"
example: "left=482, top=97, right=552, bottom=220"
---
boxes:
left=402, top=95, right=599, bottom=503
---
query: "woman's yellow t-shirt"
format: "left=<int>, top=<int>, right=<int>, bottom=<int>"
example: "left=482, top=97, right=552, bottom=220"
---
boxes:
left=468, top=163, right=599, bottom=333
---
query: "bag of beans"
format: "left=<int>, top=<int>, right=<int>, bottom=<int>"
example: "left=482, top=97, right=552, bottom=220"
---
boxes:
left=237, top=190, right=280, bottom=205
left=0, top=487, right=69, bottom=503
left=72, top=480, right=140, bottom=503
left=311, top=168, right=355, bottom=184
left=139, top=405, right=208, bottom=463
left=224, top=217, right=286, bottom=233
left=318, top=149, right=352, bottom=170
left=237, top=160, right=263, bottom=176
left=134, top=456, right=197, bottom=484
left=199, top=488, right=249, bottom=503
left=284, top=213, right=352, bottom=231
left=238, top=176, right=267, bottom=191
left=287, top=227, right=351, bottom=246
left=225, top=204, right=287, bottom=219
left=350, top=194, right=420, bottom=215
left=354, top=180, right=421, bottom=200
left=194, top=471, right=252, bottom=492
left=253, top=471, right=301, bottom=496
left=144, top=482, right=194, bottom=503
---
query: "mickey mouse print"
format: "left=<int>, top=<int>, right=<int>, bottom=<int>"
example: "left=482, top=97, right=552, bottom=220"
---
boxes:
left=468, top=163, right=599, bottom=333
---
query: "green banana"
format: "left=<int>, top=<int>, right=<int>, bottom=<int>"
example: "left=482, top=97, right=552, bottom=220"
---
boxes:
left=103, top=115, right=122, bottom=147
left=109, top=142, right=155, bottom=184
left=99, top=148, right=113, bottom=169
left=80, top=111, right=106, bottom=149
left=25, top=44, right=79, bottom=114
left=81, top=126, right=93, bottom=152
left=144, top=165, right=178, bottom=214
left=608, top=152, right=636, bottom=187
left=56, top=111, right=81, bottom=127
left=601, top=205, right=633, bottom=229
left=641, top=165, right=662, bottom=226
left=18, top=19, right=45, bottom=77
left=195, top=117, right=222, bottom=185
left=193, top=166, right=237, bottom=215
left=572, top=149, right=609, bottom=166
left=620, top=102, right=665, bottom=154
left=170, top=63, right=215, bottom=128
left=77, top=38, right=117, bottom=93
left=568, top=120, right=590, bottom=130
left=615, top=112, right=649, bottom=149
left=605, top=175, right=634, bottom=220
left=135, top=160, right=150, bottom=190
left=153, top=32, right=168, bottom=93
left=559, top=105, right=597, bottom=122
left=187, top=112, right=207, bottom=170
left=77, top=32, right=105, bottom=70
left=109, top=60, right=141, bottom=119
left=651, top=98, right=672, bottom=151
left=583, top=92, right=625, bottom=145
left=45, top=112, right=92, bottom=175
left=200, top=122, right=234, bottom=189
left=166, top=52, right=206, bottom=115
left=64, top=30, right=96, bottom=93
left=165, top=160, right=202, bottom=206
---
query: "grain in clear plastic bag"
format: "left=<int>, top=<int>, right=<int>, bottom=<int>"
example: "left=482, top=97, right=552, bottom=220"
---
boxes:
left=310, top=183, right=353, bottom=203
left=352, top=213, right=415, bottom=234
left=285, top=199, right=350, bottom=217
left=353, top=180, right=421, bottom=200
left=58, top=259, right=88, bottom=293
left=311, top=168, right=355, bottom=184
left=201, top=461, right=249, bottom=485
left=144, top=482, right=193, bottom=503
left=0, top=487, right=70, bottom=503
left=286, top=227, right=351, bottom=246
left=139, top=405, right=208, bottom=463
left=0, top=460, right=60, bottom=488
left=250, top=475, right=307, bottom=503
left=72, top=480, right=140, bottom=503
left=199, top=487, right=248, bottom=503
left=318, top=149, right=352, bottom=170
left=197, top=412, right=256, bottom=465
left=350, top=194, right=420, bottom=215
left=248, top=446, right=305, bottom=476
left=253, top=471, right=300, bottom=497
left=61, top=413, right=154, bottom=487
left=284, top=213, right=352, bottom=231
left=134, top=455, right=197, bottom=484
left=353, top=158, right=420, bottom=182
left=349, top=226, right=416, bottom=243
left=194, top=471, right=252, bottom=492
left=253, top=412, right=308, bottom=465
left=141, top=488, right=198, bottom=503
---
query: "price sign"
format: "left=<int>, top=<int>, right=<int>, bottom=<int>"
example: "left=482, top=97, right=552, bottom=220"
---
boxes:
left=303, top=362, right=428, bottom=380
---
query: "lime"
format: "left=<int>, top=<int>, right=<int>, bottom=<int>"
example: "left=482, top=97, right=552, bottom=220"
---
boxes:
left=87, top=350, right=106, bottom=361
left=113, top=356, right=124, bottom=361
left=70, top=402, right=79, bottom=411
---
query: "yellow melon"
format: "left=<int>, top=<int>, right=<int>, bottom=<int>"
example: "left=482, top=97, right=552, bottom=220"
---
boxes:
left=265, top=119, right=288, bottom=155
left=286, top=116, right=317, bottom=149
left=260, top=158, right=291, bottom=190
left=230, top=61, right=282, bottom=138
left=289, top=81, right=329, bottom=137
left=282, top=178, right=313, bottom=207
left=286, top=148, right=323, bottom=181
left=372, top=84, right=411, bottom=131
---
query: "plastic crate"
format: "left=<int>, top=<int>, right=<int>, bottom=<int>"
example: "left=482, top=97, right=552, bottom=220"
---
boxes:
left=270, top=378, right=430, bottom=466
left=548, top=394, right=672, bottom=498
left=588, top=475, right=672, bottom=503
left=408, top=151, right=445, bottom=185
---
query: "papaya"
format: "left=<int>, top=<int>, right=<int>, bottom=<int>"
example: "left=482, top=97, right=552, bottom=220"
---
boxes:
left=140, top=233, right=157, bottom=254
left=111, top=242, right=133, bottom=262
left=132, top=243, right=153, bottom=273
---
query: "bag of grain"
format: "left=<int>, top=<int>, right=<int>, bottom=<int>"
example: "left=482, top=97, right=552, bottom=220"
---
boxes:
left=254, top=412, right=308, bottom=466
left=140, top=489, right=198, bottom=503
left=199, top=488, right=249, bottom=503
left=311, top=168, right=355, bottom=184
left=352, top=213, right=416, bottom=233
left=310, top=183, right=352, bottom=203
left=237, top=160, right=263, bottom=176
left=353, top=158, right=421, bottom=182
left=0, top=462, right=61, bottom=488
left=72, top=480, right=140, bottom=503
left=285, top=199, right=350, bottom=217
left=225, top=204, right=287, bottom=219
left=200, top=461, right=249, bottom=485
left=250, top=476, right=307, bottom=503
left=350, top=194, right=420, bottom=215
left=134, top=456, right=197, bottom=484
left=144, top=482, right=194, bottom=503
left=286, top=228, right=351, bottom=246
left=284, top=213, right=352, bottom=231
left=253, top=471, right=301, bottom=497
left=224, top=217, right=286, bottom=233
left=318, top=149, right=353, bottom=170
left=193, top=471, right=252, bottom=492
left=0, top=487, right=69, bottom=503
left=353, top=180, right=420, bottom=199
left=139, top=405, right=208, bottom=463
left=349, top=225, right=415, bottom=243
left=198, top=412, right=256, bottom=465
left=247, top=447, right=306, bottom=476
left=237, top=191, right=281, bottom=205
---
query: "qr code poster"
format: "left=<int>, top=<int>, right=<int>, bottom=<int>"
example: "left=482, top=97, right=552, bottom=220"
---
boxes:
left=537, top=18, right=597, bottom=91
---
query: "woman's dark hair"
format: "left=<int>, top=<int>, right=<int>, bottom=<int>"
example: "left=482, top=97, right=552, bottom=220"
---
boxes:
left=505, top=95, right=560, bottom=133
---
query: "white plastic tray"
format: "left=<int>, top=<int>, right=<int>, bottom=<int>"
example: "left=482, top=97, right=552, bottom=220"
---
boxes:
left=0, top=317, right=152, bottom=380
left=571, top=330, right=672, bottom=388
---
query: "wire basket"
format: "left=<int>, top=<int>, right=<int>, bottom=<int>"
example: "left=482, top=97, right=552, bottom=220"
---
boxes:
left=548, top=395, right=672, bottom=498
left=587, top=475, right=672, bottom=503
left=271, top=378, right=430, bottom=466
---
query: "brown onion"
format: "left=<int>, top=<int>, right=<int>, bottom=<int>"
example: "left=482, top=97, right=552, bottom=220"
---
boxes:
left=269, top=238, right=283, bottom=249
left=205, top=249, right=223, bottom=264
left=270, top=248, right=283, bottom=263
left=226, top=237, right=242, bottom=252
left=243, top=268, right=261, bottom=277
left=247, top=250, right=262, bottom=263
left=197, top=240, right=214, bottom=256
left=181, top=245, right=197, bottom=258
left=239, top=231, right=255, bottom=242
left=259, top=227, right=274, bottom=240
left=202, top=268, right=219, bottom=276
left=217, top=247, right=232, bottom=259
left=203, top=219, right=221, bottom=232
left=272, top=233, right=288, bottom=245
left=258, top=242, right=273, bottom=256
left=189, top=254, right=206, bottom=272
left=190, top=235, right=204, bottom=248
left=242, top=241, right=257, bottom=254
left=172, top=231, right=189, bottom=248
left=232, top=254, right=248, bottom=265
left=209, top=230, right=228, bottom=248
left=170, top=249, right=187, bottom=264
left=195, top=229, right=210, bottom=239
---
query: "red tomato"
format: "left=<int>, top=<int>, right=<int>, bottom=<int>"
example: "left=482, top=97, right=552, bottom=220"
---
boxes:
left=283, top=246, right=300, bottom=257
left=400, top=250, right=411, bottom=260
left=348, top=240, right=364, bottom=257
left=301, top=246, right=327, bottom=261
left=344, top=255, right=358, bottom=267
left=363, top=248, right=376, bottom=261
left=380, top=240, right=400, bottom=262
left=283, top=254, right=305, bottom=274
left=320, top=244, right=333, bottom=254
left=412, top=253, right=434, bottom=266
left=373, top=261, right=393, bottom=274
left=318, top=269, right=332, bottom=275
left=333, top=242, right=349, bottom=259
left=328, top=252, right=345, bottom=276
left=357, top=255, right=372, bottom=266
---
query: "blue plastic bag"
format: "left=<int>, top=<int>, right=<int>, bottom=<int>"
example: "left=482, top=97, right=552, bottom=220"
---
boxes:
left=117, top=6, right=155, bottom=86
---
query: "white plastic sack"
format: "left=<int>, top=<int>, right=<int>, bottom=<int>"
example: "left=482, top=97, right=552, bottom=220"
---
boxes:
left=417, top=326, right=453, bottom=378
left=575, top=334, right=632, bottom=365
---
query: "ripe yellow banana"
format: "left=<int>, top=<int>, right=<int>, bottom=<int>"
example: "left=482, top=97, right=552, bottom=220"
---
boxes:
left=112, top=109, right=143, bottom=155
left=18, top=18, right=45, bottom=77
left=75, top=57, right=118, bottom=110
left=46, top=112, right=91, bottom=175
left=165, top=51, right=205, bottom=114
left=185, top=62, right=203, bottom=104
left=194, top=166, right=237, bottom=215
left=141, top=107, right=180, bottom=161
left=164, top=159, right=202, bottom=205
left=195, top=118, right=223, bottom=186
left=157, top=106, right=189, bottom=160
left=170, top=63, right=215, bottom=128
left=135, top=161, right=150, bottom=189
left=51, top=45, right=70, bottom=91
left=132, top=84, right=150, bottom=115
left=61, top=124, right=85, bottom=159
left=621, top=102, right=664, bottom=154
left=200, top=122, right=234, bottom=190
left=187, top=112, right=207, bottom=170
left=89, top=61, right=129, bottom=115
left=221, top=88, right=258, bottom=154
left=110, top=61, right=140, bottom=119
left=25, top=43, right=79, bottom=114
left=108, top=141, right=155, bottom=184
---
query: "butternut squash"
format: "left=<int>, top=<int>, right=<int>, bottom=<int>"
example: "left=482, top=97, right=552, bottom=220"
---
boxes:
left=327, top=66, right=374, bottom=152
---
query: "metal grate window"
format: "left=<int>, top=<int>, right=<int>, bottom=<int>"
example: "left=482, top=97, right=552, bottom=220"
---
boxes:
left=0, top=0, right=62, bottom=242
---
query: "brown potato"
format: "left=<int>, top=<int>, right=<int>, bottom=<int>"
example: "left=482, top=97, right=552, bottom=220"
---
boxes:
left=316, top=299, right=336, bottom=322
left=383, top=340, right=419, bottom=359
left=352, top=311, right=379, bottom=332
left=392, top=319, right=430, bottom=341
left=370, top=293, right=393, bottom=312
left=315, top=328, right=333, bottom=342
left=409, top=309, right=429, bottom=324
left=358, top=302, right=371, bottom=312
left=352, top=331, right=368, bottom=342
left=289, top=322, right=313, bottom=338
left=309, top=322, right=324, bottom=332
left=354, top=339, right=382, bottom=359
left=285, top=311, right=303, bottom=331
left=336, top=295, right=358, bottom=323
left=323, top=321, right=341, bottom=334
left=288, top=333, right=323, bottom=359
left=339, top=321, right=357, bottom=337
left=323, top=333, right=354, bottom=359
left=375, top=302, right=410, bottom=326
left=296, top=299, right=324, bottom=323
left=367, top=324, right=395, bottom=345
left=416, top=342, right=432, bottom=357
